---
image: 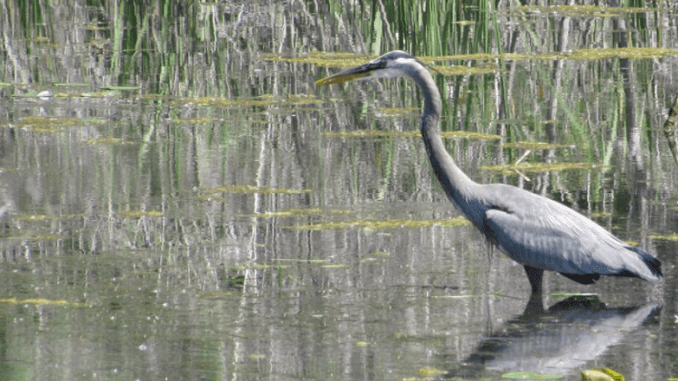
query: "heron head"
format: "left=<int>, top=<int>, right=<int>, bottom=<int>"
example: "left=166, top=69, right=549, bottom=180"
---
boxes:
left=315, top=50, right=424, bottom=86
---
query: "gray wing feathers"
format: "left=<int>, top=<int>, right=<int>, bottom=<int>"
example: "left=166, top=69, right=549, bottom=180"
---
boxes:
left=482, top=189, right=661, bottom=282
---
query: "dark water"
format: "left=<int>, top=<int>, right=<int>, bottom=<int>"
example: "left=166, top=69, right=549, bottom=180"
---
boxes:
left=0, top=1, right=676, bottom=380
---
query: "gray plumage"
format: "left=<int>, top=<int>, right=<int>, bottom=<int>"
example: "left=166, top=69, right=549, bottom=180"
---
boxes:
left=316, top=50, right=662, bottom=294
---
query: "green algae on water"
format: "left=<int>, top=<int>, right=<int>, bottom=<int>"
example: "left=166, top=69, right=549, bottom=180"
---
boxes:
left=86, top=138, right=137, bottom=145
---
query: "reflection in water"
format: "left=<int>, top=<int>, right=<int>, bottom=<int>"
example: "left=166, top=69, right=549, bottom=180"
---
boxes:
left=448, top=296, right=661, bottom=378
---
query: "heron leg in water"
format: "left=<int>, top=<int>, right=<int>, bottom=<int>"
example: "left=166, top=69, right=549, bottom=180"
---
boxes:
left=523, top=265, right=544, bottom=294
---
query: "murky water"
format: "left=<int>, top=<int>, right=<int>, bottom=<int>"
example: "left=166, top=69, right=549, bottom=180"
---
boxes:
left=0, top=1, right=677, bottom=380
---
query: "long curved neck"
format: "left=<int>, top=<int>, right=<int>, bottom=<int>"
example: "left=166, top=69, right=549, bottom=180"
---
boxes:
left=410, top=67, right=480, bottom=219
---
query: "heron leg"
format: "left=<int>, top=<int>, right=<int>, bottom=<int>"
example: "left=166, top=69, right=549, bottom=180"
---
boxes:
left=523, top=265, right=544, bottom=294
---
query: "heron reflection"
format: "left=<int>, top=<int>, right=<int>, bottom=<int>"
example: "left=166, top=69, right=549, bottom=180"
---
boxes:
left=446, top=295, right=660, bottom=378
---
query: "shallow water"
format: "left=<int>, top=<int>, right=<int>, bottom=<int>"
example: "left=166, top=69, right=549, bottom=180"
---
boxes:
left=0, top=1, right=677, bottom=380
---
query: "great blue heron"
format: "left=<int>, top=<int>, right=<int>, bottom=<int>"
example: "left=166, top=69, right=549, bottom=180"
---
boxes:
left=316, top=50, right=662, bottom=294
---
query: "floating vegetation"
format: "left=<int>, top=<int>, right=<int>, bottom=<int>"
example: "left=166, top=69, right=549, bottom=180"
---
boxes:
left=435, top=131, right=500, bottom=140
left=12, top=116, right=108, bottom=129
left=169, top=117, right=224, bottom=124
left=236, top=208, right=352, bottom=218
left=13, top=90, right=97, bottom=99
left=179, top=94, right=323, bottom=108
left=581, top=368, right=625, bottom=381
left=85, top=23, right=109, bottom=30
left=434, top=63, right=501, bottom=76
left=53, top=82, right=89, bottom=87
left=249, top=119, right=281, bottom=125
left=426, top=47, right=678, bottom=63
left=102, top=85, right=141, bottom=91
left=289, top=217, right=470, bottom=231
left=648, top=233, right=678, bottom=241
left=0, top=298, right=84, bottom=307
left=78, top=91, right=119, bottom=98
left=324, top=129, right=500, bottom=140
left=321, top=264, right=345, bottom=268
left=19, top=116, right=85, bottom=127
left=502, top=141, right=573, bottom=150
left=418, top=368, right=447, bottom=378
left=86, top=138, right=136, bottom=145
left=119, top=210, right=164, bottom=217
left=427, top=53, right=558, bottom=62
left=3, top=234, right=61, bottom=241
left=568, top=47, right=678, bottom=60
left=202, top=185, right=311, bottom=194
left=502, top=372, right=563, bottom=380
left=357, top=257, right=377, bottom=263
left=481, top=162, right=601, bottom=175
left=377, top=107, right=418, bottom=116
left=355, top=341, right=369, bottom=347
left=248, top=354, right=266, bottom=360
left=28, top=235, right=60, bottom=241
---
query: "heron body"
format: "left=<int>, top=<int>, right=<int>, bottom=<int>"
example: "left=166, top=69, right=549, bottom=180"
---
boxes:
left=316, top=50, right=662, bottom=294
